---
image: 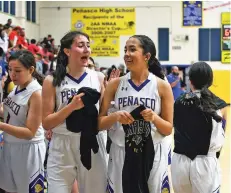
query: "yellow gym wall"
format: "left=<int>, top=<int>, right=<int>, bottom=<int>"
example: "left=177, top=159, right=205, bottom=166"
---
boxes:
left=210, top=70, right=230, bottom=103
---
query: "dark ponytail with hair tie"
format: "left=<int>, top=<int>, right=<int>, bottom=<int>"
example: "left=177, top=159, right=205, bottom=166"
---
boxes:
left=52, top=45, right=68, bottom=87
left=189, top=62, right=222, bottom=122
left=148, top=57, right=165, bottom=80
left=199, top=87, right=222, bottom=122
left=32, top=70, right=44, bottom=86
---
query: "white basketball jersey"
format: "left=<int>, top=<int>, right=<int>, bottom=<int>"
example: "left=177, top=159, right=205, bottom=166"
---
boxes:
left=3, top=79, right=44, bottom=143
left=109, top=72, right=163, bottom=146
left=209, top=110, right=225, bottom=152
left=53, top=68, right=101, bottom=135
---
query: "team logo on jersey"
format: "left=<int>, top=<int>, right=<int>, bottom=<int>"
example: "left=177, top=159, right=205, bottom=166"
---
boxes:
left=124, top=120, right=151, bottom=153
left=29, top=170, right=45, bottom=193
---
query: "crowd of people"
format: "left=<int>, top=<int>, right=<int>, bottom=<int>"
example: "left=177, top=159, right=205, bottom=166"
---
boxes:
left=0, top=19, right=229, bottom=193
left=0, top=19, right=58, bottom=79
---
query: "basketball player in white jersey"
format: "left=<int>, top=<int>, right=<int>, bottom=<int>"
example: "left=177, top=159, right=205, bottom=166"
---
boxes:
left=42, top=31, right=108, bottom=193
left=99, top=35, right=174, bottom=193
left=0, top=50, right=46, bottom=193
left=171, top=62, right=226, bottom=193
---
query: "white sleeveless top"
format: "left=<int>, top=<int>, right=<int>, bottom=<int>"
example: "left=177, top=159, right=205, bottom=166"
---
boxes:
left=53, top=68, right=101, bottom=135
left=3, top=79, right=44, bottom=143
left=109, top=72, right=164, bottom=147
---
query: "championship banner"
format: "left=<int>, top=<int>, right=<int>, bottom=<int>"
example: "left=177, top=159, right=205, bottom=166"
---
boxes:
left=71, top=8, right=136, bottom=57
left=221, top=12, right=231, bottom=64
left=182, top=1, right=203, bottom=27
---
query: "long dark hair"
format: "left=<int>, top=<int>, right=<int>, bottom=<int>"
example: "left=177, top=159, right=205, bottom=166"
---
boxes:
left=3, top=73, right=12, bottom=99
left=189, top=62, right=222, bottom=122
left=130, top=35, right=165, bottom=80
left=52, top=31, right=90, bottom=87
left=9, top=50, right=44, bottom=85
left=0, top=28, right=4, bottom=41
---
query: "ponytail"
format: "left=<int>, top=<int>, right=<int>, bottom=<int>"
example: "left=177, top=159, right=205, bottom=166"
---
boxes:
left=52, top=47, right=68, bottom=87
left=198, top=87, right=222, bottom=122
left=148, top=57, right=165, bottom=80
left=32, top=70, right=44, bottom=86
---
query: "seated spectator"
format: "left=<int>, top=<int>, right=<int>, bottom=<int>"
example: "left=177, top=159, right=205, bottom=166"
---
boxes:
left=34, top=53, right=43, bottom=75
left=0, top=25, right=9, bottom=54
left=28, top=39, right=39, bottom=54
left=8, top=26, right=21, bottom=47
left=17, top=30, right=28, bottom=49
left=4, top=19, right=12, bottom=28
left=38, top=43, right=54, bottom=60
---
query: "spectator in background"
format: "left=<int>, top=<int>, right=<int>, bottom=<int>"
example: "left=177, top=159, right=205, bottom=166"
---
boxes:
left=94, top=62, right=101, bottom=72
left=42, top=55, right=49, bottom=75
left=47, top=34, right=52, bottom=42
left=180, top=81, right=187, bottom=94
left=167, top=66, right=182, bottom=101
left=0, top=48, right=7, bottom=101
left=118, top=63, right=125, bottom=76
left=88, top=57, right=96, bottom=70
left=5, top=19, right=12, bottom=28
left=41, top=37, right=48, bottom=46
left=0, top=25, right=9, bottom=55
left=39, top=43, right=54, bottom=60
left=87, top=57, right=105, bottom=83
left=28, top=39, right=39, bottom=55
left=35, top=53, right=43, bottom=75
left=8, top=26, right=21, bottom=48
left=36, top=41, right=43, bottom=52
left=17, top=29, right=28, bottom=49
left=49, top=56, right=57, bottom=74
left=49, top=38, right=55, bottom=53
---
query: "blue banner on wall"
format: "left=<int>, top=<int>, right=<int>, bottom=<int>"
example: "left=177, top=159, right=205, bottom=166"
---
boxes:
left=183, top=1, right=202, bottom=27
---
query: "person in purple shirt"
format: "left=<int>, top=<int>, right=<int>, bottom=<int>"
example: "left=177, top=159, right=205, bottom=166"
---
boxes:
left=167, top=66, right=182, bottom=101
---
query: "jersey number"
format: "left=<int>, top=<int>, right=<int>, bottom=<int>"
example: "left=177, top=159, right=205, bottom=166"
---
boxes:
left=6, top=113, right=10, bottom=124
